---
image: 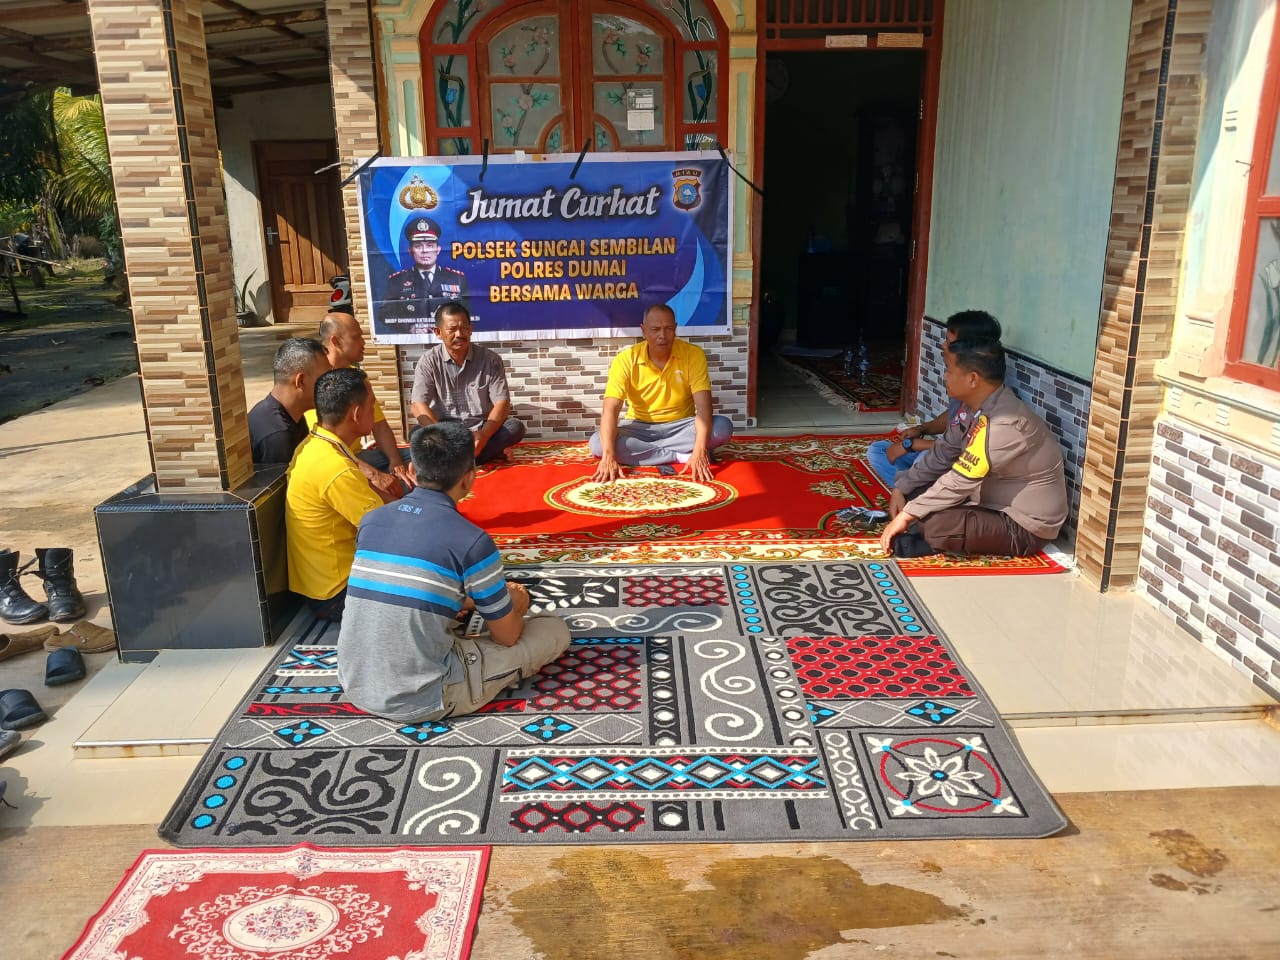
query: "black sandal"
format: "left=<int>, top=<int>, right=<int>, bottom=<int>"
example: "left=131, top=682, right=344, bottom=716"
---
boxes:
left=0, top=688, right=47, bottom=730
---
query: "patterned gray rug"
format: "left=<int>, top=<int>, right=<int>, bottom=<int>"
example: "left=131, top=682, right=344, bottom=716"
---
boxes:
left=160, top=561, right=1066, bottom=845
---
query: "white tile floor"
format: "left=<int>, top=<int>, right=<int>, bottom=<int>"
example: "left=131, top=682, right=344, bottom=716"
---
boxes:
left=2, top=347, right=1277, bottom=828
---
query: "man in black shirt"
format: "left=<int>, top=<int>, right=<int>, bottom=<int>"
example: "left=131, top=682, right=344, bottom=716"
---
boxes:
left=248, top=337, right=330, bottom=465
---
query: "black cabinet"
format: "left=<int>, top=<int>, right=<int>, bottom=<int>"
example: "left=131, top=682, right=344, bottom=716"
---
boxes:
left=95, top=466, right=300, bottom=663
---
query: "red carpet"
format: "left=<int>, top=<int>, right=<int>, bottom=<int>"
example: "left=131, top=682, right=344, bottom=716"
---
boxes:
left=462, top=435, right=1064, bottom=576
left=63, top=845, right=488, bottom=960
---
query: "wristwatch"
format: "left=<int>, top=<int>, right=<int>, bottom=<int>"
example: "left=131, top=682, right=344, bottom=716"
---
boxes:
left=901, top=437, right=914, bottom=451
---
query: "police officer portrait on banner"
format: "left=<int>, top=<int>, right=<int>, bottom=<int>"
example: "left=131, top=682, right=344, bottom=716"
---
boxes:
left=381, top=212, right=470, bottom=320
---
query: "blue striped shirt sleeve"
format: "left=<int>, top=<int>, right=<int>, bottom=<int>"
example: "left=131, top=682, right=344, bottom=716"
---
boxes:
left=462, top=533, right=512, bottom=620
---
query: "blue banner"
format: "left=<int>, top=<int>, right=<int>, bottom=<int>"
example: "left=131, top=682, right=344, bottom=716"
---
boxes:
left=357, top=151, right=731, bottom=342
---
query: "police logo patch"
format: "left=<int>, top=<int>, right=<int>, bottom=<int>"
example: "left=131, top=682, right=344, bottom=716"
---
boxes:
left=672, top=167, right=703, bottom=211
left=398, top=174, right=439, bottom=211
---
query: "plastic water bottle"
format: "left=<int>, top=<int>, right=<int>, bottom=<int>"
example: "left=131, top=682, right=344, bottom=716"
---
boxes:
left=842, top=346, right=855, bottom=377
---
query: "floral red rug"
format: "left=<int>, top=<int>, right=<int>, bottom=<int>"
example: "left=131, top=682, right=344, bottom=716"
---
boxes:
left=777, top=344, right=904, bottom=412
left=61, top=844, right=488, bottom=960
left=467, top=435, right=1065, bottom=576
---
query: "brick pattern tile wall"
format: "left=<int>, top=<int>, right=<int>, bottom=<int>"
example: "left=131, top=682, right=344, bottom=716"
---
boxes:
left=1140, top=419, right=1280, bottom=700
left=88, top=0, right=251, bottom=492
left=393, top=333, right=751, bottom=439
left=916, top=319, right=1090, bottom=544
left=1076, top=0, right=1210, bottom=589
left=327, top=0, right=404, bottom=431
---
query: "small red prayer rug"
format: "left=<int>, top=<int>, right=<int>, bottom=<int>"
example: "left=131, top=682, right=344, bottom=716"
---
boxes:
left=778, top=344, right=904, bottom=411
left=464, top=435, right=1064, bottom=576
left=62, top=844, right=489, bottom=960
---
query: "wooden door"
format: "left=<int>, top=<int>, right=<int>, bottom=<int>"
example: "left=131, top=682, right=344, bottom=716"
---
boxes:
left=253, top=140, right=345, bottom=324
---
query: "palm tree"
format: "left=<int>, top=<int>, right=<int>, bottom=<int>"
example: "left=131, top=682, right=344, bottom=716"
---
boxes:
left=47, top=90, right=113, bottom=227
left=46, top=91, right=124, bottom=294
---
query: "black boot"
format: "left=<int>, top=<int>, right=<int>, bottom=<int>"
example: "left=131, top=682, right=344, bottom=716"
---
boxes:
left=0, top=549, right=48, bottom=625
left=36, top=548, right=85, bottom=623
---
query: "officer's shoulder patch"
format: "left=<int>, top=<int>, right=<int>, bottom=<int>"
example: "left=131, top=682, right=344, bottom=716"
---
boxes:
left=951, top=414, right=991, bottom=479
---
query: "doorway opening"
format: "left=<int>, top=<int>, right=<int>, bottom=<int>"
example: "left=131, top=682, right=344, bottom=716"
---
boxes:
left=756, top=50, right=923, bottom=427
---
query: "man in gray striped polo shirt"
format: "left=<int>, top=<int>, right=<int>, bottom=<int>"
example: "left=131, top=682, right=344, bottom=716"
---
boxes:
left=337, top=421, right=570, bottom=722
left=410, top=301, right=526, bottom=464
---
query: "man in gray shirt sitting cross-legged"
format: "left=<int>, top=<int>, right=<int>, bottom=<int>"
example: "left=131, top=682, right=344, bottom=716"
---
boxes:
left=409, top=301, right=526, bottom=463
left=337, top=420, right=571, bottom=723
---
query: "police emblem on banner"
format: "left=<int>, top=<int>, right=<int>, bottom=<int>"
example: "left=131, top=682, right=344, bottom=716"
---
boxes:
left=672, top=168, right=703, bottom=211
left=398, top=174, right=439, bottom=210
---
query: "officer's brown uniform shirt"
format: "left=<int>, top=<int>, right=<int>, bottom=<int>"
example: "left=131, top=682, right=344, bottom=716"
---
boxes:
left=897, top=386, right=1068, bottom=541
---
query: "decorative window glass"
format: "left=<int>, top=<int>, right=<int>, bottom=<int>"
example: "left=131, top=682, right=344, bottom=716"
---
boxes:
left=422, top=1, right=726, bottom=158
left=592, top=15, right=665, bottom=75
left=682, top=49, right=716, bottom=124
left=545, top=122, right=564, bottom=153
left=595, top=121, right=616, bottom=151
left=490, top=82, right=564, bottom=149
left=489, top=16, right=562, bottom=77
left=432, top=0, right=486, bottom=44
left=644, top=0, right=719, bottom=40
left=437, top=137, right=473, bottom=156
left=433, top=55, right=470, bottom=128
left=1238, top=219, right=1280, bottom=370
left=430, top=0, right=486, bottom=44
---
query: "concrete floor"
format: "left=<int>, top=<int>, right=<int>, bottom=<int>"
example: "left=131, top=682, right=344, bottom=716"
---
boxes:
left=1, top=328, right=1278, bottom=958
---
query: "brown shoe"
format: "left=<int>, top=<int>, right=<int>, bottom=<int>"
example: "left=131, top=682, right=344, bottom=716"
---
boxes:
left=0, top=625, right=60, bottom=661
left=44, top=620, right=117, bottom=654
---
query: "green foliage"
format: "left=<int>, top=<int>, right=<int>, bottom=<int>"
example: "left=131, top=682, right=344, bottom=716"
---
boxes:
left=0, top=94, right=56, bottom=205
left=48, top=90, right=113, bottom=224
left=0, top=199, right=35, bottom=236
left=0, top=89, right=114, bottom=260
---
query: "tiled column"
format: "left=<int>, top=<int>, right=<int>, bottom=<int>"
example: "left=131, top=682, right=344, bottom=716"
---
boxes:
left=87, top=0, right=251, bottom=492
left=328, top=0, right=404, bottom=434
left=1076, top=0, right=1210, bottom=590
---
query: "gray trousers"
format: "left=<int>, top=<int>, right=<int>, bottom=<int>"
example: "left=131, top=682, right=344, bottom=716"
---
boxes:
left=588, top=415, right=734, bottom=466
left=431, top=615, right=572, bottom=720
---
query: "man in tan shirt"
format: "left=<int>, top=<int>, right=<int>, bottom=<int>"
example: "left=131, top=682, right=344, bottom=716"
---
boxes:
left=879, top=338, right=1067, bottom=558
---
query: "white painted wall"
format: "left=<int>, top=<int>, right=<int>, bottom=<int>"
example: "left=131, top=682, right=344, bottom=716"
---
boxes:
left=216, top=84, right=337, bottom=324
left=924, top=0, right=1131, bottom=379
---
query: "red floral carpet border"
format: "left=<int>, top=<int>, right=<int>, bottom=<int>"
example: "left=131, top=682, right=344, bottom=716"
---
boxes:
left=62, top=844, right=488, bottom=960
left=467, top=435, right=1064, bottom=576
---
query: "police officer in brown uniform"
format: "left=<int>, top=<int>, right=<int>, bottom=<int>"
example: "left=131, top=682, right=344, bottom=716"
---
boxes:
left=381, top=214, right=470, bottom=319
left=879, top=338, right=1068, bottom=558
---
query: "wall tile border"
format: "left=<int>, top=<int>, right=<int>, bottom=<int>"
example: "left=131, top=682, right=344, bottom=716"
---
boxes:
left=1139, top=415, right=1280, bottom=701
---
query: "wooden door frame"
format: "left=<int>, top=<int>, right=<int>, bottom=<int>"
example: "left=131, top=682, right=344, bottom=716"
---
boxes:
left=750, top=7, right=945, bottom=418
left=252, top=139, right=342, bottom=324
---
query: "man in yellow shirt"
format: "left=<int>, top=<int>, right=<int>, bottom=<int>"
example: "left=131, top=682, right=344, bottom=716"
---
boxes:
left=589, top=304, right=733, bottom=483
left=286, top=367, right=384, bottom=620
